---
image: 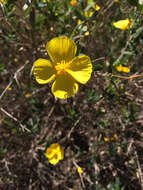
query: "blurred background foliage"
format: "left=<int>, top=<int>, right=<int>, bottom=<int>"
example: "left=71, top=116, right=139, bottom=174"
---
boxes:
left=0, top=0, right=143, bottom=189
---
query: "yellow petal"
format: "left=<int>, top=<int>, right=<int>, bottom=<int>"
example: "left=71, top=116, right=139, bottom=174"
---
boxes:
left=50, top=143, right=60, bottom=152
left=57, top=149, right=64, bottom=160
left=48, top=155, right=59, bottom=165
left=46, top=36, right=77, bottom=63
left=122, top=67, right=130, bottom=73
left=51, top=74, right=78, bottom=99
left=33, top=58, right=55, bottom=84
left=113, top=19, right=131, bottom=30
left=67, top=55, right=92, bottom=84
left=46, top=148, right=55, bottom=159
left=116, top=64, right=123, bottom=72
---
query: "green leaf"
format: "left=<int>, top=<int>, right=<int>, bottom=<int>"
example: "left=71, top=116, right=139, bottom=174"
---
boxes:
left=134, top=26, right=143, bottom=38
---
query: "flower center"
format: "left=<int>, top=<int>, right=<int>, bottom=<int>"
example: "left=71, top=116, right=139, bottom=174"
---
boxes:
left=55, top=60, right=70, bottom=75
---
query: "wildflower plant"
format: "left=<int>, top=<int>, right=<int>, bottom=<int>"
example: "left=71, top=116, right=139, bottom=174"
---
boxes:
left=46, top=143, right=64, bottom=165
left=33, top=36, right=92, bottom=99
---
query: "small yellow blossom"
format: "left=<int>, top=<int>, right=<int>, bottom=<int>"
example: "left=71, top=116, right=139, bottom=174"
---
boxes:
left=111, top=134, right=118, bottom=141
left=114, top=0, right=119, bottom=2
left=117, top=146, right=121, bottom=151
left=46, top=143, right=64, bottom=165
left=113, top=19, right=133, bottom=30
left=93, top=4, right=101, bottom=11
left=84, top=31, right=89, bottom=36
left=104, top=137, right=110, bottom=142
left=116, top=64, right=122, bottom=72
left=25, top=93, right=31, bottom=98
left=77, top=167, right=83, bottom=173
left=33, top=36, right=92, bottom=99
left=84, top=10, right=94, bottom=18
left=77, top=19, right=81, bottom=25
left=7, top=87, right=12, bottom=91
left=116, top=64, right=130, bottom=73
left=14, top=58, right=18, bottom=63
left=0, top=0, right=5, bottom=4
left=70, top=0, right=78, bottom=6
left=50, top=27, right=54, bottom=31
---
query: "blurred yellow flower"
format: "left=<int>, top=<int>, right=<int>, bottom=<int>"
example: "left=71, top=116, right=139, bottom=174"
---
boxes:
left=114, top=0, right=119, bottom=2
left=84, top=31, right=89, bottom=36
left=77, top=19, right=81, bottom=25
left=33, top=36, right=92, bottom=99
left=111, top=134, right=118, bottom=141
left=50, top=27, right=54, bottom=31
left=117, top=146, right=121, bottom=151
left=84, top=10, right=94, bottom=17
left=116, top=64, right=122, bottom=72
left=116, top=64, right=130, bottom=73
left=0, top=0, right=5, bottom=4
left=104, top=134, right=118, bottom=143
left=14, top=58, right=18, bottom=63
left=93, top=4, right=101, bottom=11
left=70, top=0, right=78, bottom=6
left=113, top=19, right=133, bottom=30
left=46, top=143, right=64, bottom=165
left=104, top=137, right=110, bottom=142
left=7, top=87, right=12, bottom=91
left=77, top=167, right=83, bottom=173
left=25, top=93, right=31, bottom=98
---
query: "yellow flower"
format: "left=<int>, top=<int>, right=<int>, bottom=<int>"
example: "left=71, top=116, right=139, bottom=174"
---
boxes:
left=116, top=64, right=122, bottom=72
left=116, top=64, right=130, bottom=73
left=84, top=10, right=94, bottom=18
left=104, top=137, right=110, bottom=142
left=77, top=167, right=83, bottom=173
left=117, top=146, right=121, bottom=151
left=70, top=0, right=78, bottom=6
left=46, top=143, right=64, bottom=165
left=33, top=36, right=92, bottom=99
left=77, top=19, right=81, bottom=25
left=114, top=0, right=119, bottom=2
left=113, top=19, right=133, bottom=30
left=14, top=58, right=18, bottom=63
left=111, top=134, right=118, bottom=141
left=7, top=87, right=12, bottom=91
left=50, top=27, right=54, bottom=31
left=25, top=93, right=31, bottom=98
left=84, top=31, right=89, bottom=36
left=0, top=0, right=5, bottom=4
left=93, top=4, right=101, bottom=11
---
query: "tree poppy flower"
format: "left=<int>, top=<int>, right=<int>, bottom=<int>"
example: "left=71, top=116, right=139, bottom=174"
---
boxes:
left=46, top=143, right=64, bottom=165
left=33, top=36, right=92, bottom=99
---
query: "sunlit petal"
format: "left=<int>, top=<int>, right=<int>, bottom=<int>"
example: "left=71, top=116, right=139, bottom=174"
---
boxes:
left=67, top=55, right=92, bottom=84
left=48, top=156, right=59, bottom=165
left=33, top=58, right=55, bottom=84
left=51, top=74, right=78, bottom=99
left=46, top=148, right=55, bottom=159
left=46, top=36, right=77, bottom=63
left=50, top=143, right=60, bottom=152
left=58, top=149, right=64, bottom=160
